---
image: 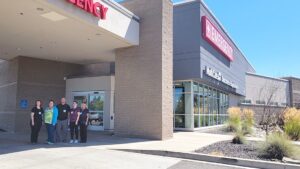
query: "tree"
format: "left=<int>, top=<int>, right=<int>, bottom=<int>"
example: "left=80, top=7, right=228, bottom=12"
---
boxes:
left=258, top=81, right=285, bottom=136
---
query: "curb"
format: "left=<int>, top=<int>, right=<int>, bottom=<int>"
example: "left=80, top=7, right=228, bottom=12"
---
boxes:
left=112, top=149, right=300, bottom=169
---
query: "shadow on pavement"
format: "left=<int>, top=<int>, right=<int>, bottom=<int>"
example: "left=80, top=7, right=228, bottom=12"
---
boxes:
left=0, top=130, right=149, bottom=155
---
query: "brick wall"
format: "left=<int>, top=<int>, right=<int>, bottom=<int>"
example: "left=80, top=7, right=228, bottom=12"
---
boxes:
left=115, top=0, right=173, bottom=140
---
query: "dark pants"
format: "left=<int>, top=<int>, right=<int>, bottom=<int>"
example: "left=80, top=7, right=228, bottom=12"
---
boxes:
left=70, top=122, right=78, bottom=140
left=55, top=119, right=68, bottom=142
left=80, top=123, right=87, bottom=143
left=46, top=123, right=55, bottom=143
left=30, top=120, right=42, bottom=143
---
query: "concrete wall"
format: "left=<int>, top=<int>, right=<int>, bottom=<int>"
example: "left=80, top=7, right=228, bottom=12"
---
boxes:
left=240, top=104, right=285, bottom=124
left=115, top=0, right=173, bottom=140
left=66, top=76, right=115, bottom=130
left=80, top=62, right=115, bottom=77
left=0, top=56, right=118, bottom=133
left=0, top=59, right=18, bottom=132
left=173, top=0, right=255, bottom=96
left=229, top=94, right=242, bottom=107
left=282, top=77, right=300, bottom=107
left=14, top=56, right=84, bottom=133
left=245, top=73, right=290, bottom=107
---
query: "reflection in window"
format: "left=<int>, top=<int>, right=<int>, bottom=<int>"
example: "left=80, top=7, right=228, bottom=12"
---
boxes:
left=173, top=81, right=229, bottom=129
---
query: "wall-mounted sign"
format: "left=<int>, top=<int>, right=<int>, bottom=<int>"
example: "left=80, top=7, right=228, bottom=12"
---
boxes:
left=67, top=0, right=108, bottom=20
left=20, top=99, right=28, bottom=109
left=205, top=66, right=238, bottom=89
left=202, top=16, right=234, bottom=61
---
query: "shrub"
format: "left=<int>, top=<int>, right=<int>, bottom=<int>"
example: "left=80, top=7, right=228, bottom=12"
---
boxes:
left=227, top=107, right=241, bottom=132
left=241, top=109, right=254, bottom=135
left=283, top=108, right=300, bottom=141
left=259, top=133, right=294, bottom=160
left=232, top=131, right=245, bottom=144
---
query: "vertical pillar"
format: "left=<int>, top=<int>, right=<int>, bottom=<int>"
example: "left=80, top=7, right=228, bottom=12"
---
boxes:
left=184, top=82, right=193, bottom=129
left=115, top=0, right=173, bottom=140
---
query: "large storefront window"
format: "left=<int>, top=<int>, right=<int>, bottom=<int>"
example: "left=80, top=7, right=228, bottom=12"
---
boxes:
left=73, top=91, right=105, bottom=131
left=173, top=81, right=229, bottom=130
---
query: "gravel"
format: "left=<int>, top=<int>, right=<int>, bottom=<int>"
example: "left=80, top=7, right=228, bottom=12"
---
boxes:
left=200, top=126, right=274, bottom=138
left=195, top=141, right=272, bottom=161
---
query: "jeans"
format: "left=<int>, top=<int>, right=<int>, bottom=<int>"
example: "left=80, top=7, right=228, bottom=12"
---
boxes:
left=46, top=123, right=55, bottom=143
left=55, top=119, right=68, bottom=142
left=70, top=122, right=78, bottom=140
left=30, top=120, right=42, bottom=143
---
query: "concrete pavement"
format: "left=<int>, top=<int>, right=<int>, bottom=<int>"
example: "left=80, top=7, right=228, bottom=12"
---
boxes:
left=0, top=131, right=235, bottom=169
left=0, top=131, right=233, bottom=154
left=0, top=147, right=258, bottom=169
left=3, top=131, right=299, bottom=169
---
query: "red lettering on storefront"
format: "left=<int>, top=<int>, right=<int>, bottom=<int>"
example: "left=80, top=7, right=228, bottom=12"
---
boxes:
left=100, top=4, right=108, bottom=19
left=67, top=0, right=108, bottom=20
left=202, top=16, right=234, bottom=61
left=85, top=0, right=94, bottom=13
left=93, top=2, right=101, bottom=18
left=76, top=0, right=84, bottom=8
left=68, top=0, right=76, bottom=4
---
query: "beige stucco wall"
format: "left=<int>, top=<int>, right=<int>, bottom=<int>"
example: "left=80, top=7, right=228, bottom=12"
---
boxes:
left=245, top=73, right=290, bottom=106
left=115, top=0, right=173, bottom=140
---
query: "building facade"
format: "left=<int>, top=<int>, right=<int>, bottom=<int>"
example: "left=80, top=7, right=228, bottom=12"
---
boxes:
left=173, top=0, right=255, bottom=130
left=0, top=0, right=299, bottom=139
left=0, top=0, right=174, bottom=140
left=282, top=77, right=300, bottom=108
left=244, top=73, right=290, bottom=107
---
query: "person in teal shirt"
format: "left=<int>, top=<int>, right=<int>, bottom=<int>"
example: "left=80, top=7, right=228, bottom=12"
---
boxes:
left=44, top=100, right=58, bottom=144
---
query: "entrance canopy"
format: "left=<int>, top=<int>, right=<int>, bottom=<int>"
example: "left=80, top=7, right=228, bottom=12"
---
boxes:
left=0, top=0, right=139, bottom=64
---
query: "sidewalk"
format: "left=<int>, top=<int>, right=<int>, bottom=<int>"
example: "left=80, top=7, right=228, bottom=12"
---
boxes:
left=1, top=131, right=299, bottom=169
left=1, top=130, right=299, bottom=155
left=0, top=131, right=233, bottom=155
left=102, top=132, right=233, bottom=152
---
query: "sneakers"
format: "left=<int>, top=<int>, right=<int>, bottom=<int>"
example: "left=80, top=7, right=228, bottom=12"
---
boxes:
left=47, top=142, right=54, bottom=145
left=69, top=140, right=78, bottom=144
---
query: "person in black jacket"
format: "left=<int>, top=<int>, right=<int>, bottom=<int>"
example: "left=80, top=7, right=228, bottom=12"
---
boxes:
left=30, top=100, right=44, bottom=144
left=77, top=102, right=89, bottom=143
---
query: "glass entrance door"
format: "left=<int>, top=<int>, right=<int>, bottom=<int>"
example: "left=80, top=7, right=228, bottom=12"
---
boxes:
left=72, top=91, right=105, bottom=131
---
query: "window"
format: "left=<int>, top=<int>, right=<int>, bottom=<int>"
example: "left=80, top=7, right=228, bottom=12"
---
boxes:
left=173, top=81, right=193, bottom=129
left=173, top=81, right=229, bottom=129
left=256, top=100, right=266, bottom=105
left=270, top=102, right=279, bottom=106
left=240, top=99, right=251, bottom=104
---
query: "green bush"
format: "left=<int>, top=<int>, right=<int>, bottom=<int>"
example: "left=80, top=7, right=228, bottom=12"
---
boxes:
left=241, top=109, right=254, bottom=135
left=285, top=120, right=300, bottom=140
left=232, top=131, right=245, bottom=144
left=283, top=108, right=300, bottom=141
left=259, top=133, right=294, bottom=160
left=226, top=107, right=241, bottom=132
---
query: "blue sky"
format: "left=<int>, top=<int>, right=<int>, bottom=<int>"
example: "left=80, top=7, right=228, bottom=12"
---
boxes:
left=116, top=0, right=300, bottom=78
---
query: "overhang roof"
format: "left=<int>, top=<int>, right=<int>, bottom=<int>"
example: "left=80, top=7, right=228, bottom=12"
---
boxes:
left=0, top=0, right=139, bottom=64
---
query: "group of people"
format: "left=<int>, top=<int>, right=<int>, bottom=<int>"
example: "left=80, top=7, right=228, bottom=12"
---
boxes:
left=30, top=97, right=90, bottom=144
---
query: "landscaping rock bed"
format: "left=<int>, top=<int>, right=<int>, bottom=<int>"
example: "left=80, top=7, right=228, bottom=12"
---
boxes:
left=200, top=126, right=278, bottom=139
left=196, top=140, right=273, bottom=161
